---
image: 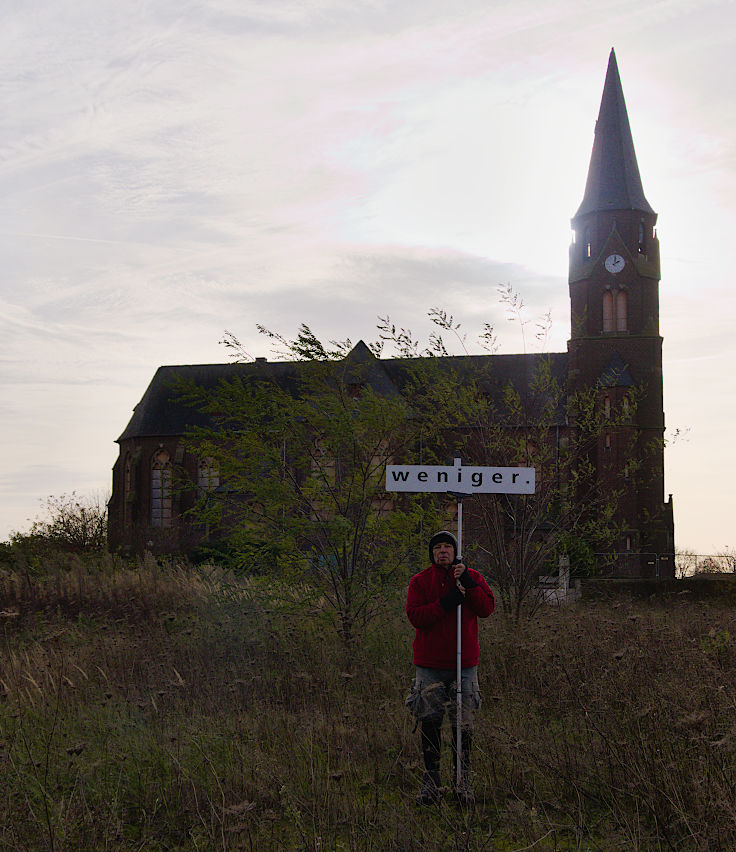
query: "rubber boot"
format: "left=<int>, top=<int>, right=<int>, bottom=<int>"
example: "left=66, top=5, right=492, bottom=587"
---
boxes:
left=416, top=717, right=442, bottom=805
left=451, top=729, right=474, bottom=807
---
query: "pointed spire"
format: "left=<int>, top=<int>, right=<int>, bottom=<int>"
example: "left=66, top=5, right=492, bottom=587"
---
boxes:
left=575, top=49, right=654, bottom=218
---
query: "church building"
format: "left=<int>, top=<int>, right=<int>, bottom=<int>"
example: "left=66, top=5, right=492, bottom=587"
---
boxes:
left=108, top=51, right=675, bottom=577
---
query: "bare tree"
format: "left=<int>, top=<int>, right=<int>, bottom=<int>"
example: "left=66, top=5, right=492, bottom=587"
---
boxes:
left=381, top=291, right=639, bottom=620
left=462, top=360, right=634, bottom=619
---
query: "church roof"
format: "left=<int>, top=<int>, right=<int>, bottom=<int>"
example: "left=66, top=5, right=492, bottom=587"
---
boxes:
left=117, top=361, right=302, bottom=440
left=117, top=344, right=569, bottom=441
left=381, top=352, right=569, bottom=421
left=574, top=49, right=654, bottom=219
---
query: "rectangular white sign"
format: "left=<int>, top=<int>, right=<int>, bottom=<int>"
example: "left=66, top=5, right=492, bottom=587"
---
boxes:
left=385, top=464, right=535, bottom=494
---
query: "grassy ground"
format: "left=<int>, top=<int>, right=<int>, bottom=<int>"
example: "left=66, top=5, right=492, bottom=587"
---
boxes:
left=3, top=559, right=736, bottom=850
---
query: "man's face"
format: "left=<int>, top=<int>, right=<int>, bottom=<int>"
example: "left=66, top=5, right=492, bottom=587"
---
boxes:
left=432, top=541, right=455, bottom=566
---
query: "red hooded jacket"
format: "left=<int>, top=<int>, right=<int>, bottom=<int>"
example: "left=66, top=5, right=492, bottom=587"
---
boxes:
left=406, top=564, right=494, bottom=669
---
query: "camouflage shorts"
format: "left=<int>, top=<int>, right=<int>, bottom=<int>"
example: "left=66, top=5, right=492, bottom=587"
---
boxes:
left=405, top=666, right=481, bottom=727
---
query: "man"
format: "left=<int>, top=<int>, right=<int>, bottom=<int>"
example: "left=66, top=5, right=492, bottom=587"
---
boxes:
left=405, top=530, right=494, bottom=806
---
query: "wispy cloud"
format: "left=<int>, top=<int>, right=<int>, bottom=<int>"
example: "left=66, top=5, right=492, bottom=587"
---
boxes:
left=0, top=0, right=734, bottom=549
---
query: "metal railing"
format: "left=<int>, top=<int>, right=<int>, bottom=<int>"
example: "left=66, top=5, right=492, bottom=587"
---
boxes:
left=592, top=552, right=736, bottom=579
left=674, top=553, right=736, bottom=578
left=594, top=552, right=675, bottom=579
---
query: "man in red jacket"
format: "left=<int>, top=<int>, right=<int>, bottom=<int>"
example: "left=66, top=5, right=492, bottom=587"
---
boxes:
left=406, top=530, right=494, bottom=806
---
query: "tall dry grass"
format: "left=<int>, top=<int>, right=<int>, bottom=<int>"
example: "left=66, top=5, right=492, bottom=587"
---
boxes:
left=2, top=560, right=736, bottom=849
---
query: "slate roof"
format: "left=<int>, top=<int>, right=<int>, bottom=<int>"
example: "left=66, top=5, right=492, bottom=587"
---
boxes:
left=382, top=352, right=569, bottom=419
left=574, top=49, right=655, bottom=218
left=117, top=344, right=570, bottom=441
left=117, top=361, right=303, bottom=440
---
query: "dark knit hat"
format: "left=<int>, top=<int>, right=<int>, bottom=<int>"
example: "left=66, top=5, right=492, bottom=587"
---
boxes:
left=428, top=530, right=457, bottom=564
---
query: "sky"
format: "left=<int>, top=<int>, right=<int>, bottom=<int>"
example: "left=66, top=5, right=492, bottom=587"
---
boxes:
left=1, top=0, right=735, bottom=554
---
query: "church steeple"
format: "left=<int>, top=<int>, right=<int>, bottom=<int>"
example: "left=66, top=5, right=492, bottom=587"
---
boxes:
left=575, top=49, right=654, bottom=218
left=567, top=50, right=672, bottom=567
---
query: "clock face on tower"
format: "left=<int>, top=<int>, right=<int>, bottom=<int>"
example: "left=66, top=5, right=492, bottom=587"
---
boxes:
left=605, top=253, right=625, bottom=274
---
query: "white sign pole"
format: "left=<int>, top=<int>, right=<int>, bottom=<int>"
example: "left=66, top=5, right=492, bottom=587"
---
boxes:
left=455, top=482, right=464, bottom=791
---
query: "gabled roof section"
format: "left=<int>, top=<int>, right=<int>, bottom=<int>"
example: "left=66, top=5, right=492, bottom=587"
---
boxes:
left=574, top=49, right=655, bottom=218
left=340, top=340, right=403, bottom=399
left=598, top=221, right=636, bottom=264
left=598, top=352, right=634, bottom=388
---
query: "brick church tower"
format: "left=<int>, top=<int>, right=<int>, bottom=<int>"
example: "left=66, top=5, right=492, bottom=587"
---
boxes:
left=568, top=49, right=674, bottom=575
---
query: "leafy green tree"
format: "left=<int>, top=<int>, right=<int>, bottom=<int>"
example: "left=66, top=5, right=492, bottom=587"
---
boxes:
left=179, top=288, right=651, bottom=629
left=177, top=326, right=461, bottom=646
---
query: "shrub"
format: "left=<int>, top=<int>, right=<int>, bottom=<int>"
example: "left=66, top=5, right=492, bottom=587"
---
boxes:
left=3, top=492, right=108, bottom=566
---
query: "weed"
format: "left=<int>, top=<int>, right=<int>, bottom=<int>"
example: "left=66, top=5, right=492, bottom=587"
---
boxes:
left=3, top=566, right=736, bottom=848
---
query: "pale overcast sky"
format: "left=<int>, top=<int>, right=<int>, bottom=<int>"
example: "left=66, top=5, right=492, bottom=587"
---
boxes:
left=1, top=0, right=734, bottom=553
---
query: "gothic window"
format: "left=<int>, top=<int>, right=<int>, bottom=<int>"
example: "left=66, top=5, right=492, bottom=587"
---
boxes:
left=603, top=289, right=628, bottom=333
left=151, top=449, right=172, bottom=528
left=616, top=290, right=628, bottom=332
left=583, top=227, right=591, bottom=259
left=198, top=457, right=219, bottom=490
left=638, top=222, right=646, bottom=254
left=124, top=454, right=133, bottom=526
left=603, top=291, right=614, bottom=332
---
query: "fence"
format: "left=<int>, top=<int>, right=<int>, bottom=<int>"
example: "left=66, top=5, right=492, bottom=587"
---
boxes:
left=594, top=552, right=675, bottom=579
left=593, top=552, right=736, bottom=579
left=674, top=552, right=736, bottom=578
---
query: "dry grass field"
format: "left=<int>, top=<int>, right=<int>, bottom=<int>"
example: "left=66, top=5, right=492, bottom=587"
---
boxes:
left=2, top=557, right=736, bottom=850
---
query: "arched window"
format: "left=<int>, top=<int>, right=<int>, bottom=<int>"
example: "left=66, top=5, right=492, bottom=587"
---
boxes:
left=198, top=457, right=219, bottom=490
left=638, top=222, right=646, bottom=254
left=151, top=449, right=172, bottom=528
left=604, top=396, right=611, bottom=419
left=616, top=290, right=628, bottom=332
left=603, top=291, right=614, bottom=332
left=583, top=227, right=591, bottom=259
left=124, top=454, right=133, bottom=526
